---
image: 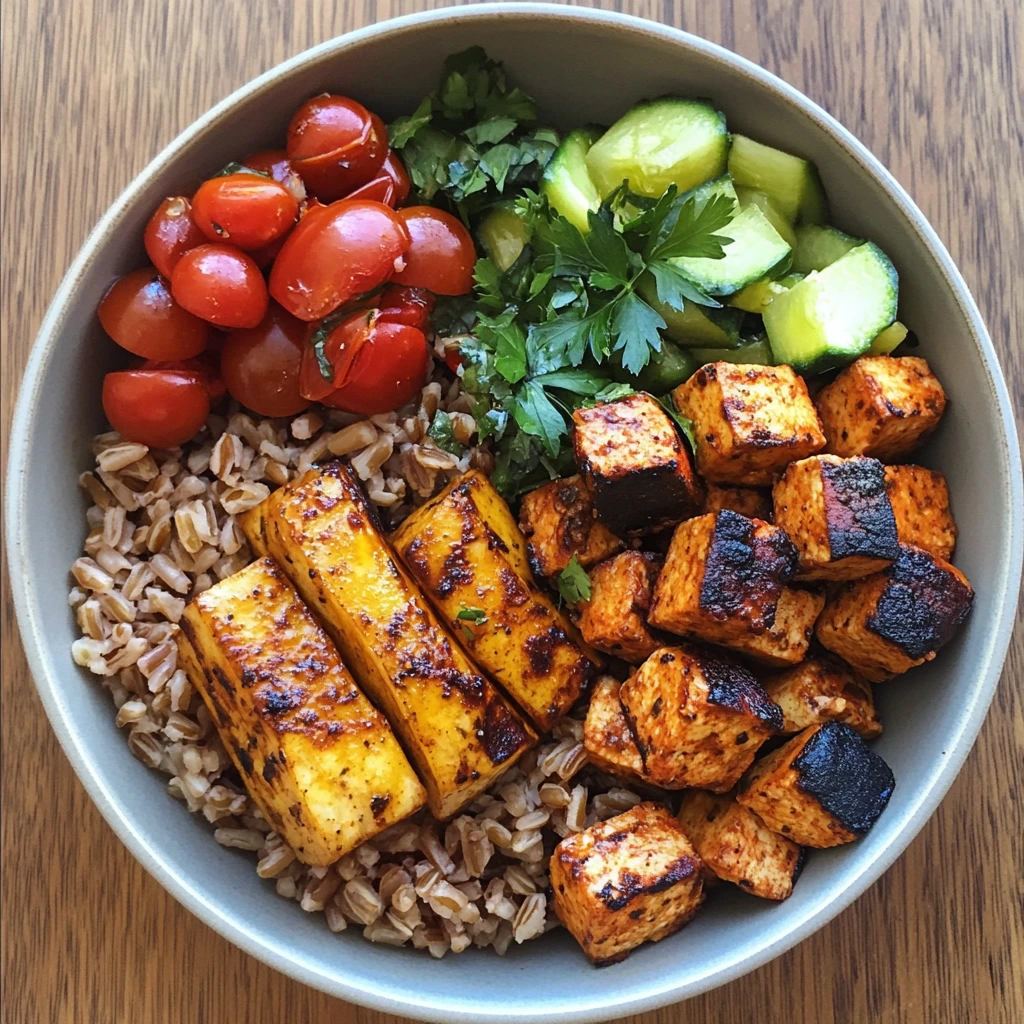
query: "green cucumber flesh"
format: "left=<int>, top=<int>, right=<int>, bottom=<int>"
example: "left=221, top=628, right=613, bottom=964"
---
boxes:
left=477, top=205, right=531, bottom=272
left=636, top=273, right=745, bottom=347
left=869, top=320, right=909, bottom=355
left=728, top=134, right=828, bottom=224
left=690, top=335, right=775, bottom=366
left=791, top=224, right=862, bottom=274
left=736, top=186, right=797, bottom=248
left=540, top=126, right=603, bottom=234
left=728, top=272, right=804, bottom=314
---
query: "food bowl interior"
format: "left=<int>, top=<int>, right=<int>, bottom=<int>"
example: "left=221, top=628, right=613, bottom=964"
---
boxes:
left=8, top=7, right=1021, bottom=1023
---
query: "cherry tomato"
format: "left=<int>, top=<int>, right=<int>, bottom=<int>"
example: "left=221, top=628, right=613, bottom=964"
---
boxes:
left=171, top=244, right=268, bottom=329
left=137, top=356, right=227, bottom=404
left=442, top=344, right=464, bottom=374
left=249, top=229, right=290, bottom=271
left=376, top=285, right=435, bottom=331
left=192, top=173, right=298, bottom=251
left=220, top=303, right=311, bottom=417
left=143, top=197, right=207, bottom=278
left=243, top=149, right=307, bottom=202
left=268, top=199, right=410, bottom=321
left=98, top=268, right=209, bottom=360
left=102, top=370, right=210, bottom=449
left=345, top=151, right=411, bottom=208
left=391, top=207, right=476, bottom=295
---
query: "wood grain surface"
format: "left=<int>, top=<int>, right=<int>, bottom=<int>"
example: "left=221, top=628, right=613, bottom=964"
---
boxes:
left=2, top=1, right=1022, bottom=1021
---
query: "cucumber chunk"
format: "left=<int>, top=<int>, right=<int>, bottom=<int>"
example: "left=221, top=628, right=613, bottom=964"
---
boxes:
left=636, top=273, right=745, bottom=347
left=791, top=224, right=862, bottom=274
left=728, top=272, right=804, bottom=314
left=869, top=320, right=909, bottom=355
left=728, top=134, right=828, bottom=224
left=763, top=242, right=898, bottom=374
left=736, top=186, right=797, bottom=248
left=585, top=98, right=728, bottom=199
left=477, top=205, right=531, bottom=272
left=541, top=127, right=603, bottom=233
left=690, top=334, right=775, bottom=366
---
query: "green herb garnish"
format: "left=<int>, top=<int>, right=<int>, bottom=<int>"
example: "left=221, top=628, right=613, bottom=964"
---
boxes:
left=427, top=410, right=466, bottom=455
left=555, top=555, right=592, bottom=604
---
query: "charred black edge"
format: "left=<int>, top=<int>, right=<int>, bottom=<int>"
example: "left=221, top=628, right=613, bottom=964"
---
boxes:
left=700, top=646, right=785, bottom=731
left=820, top=457, right=900, bottom=562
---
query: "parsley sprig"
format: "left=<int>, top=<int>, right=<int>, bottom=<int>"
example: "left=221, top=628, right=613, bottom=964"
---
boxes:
left=555, top=555, right=592, bottom=604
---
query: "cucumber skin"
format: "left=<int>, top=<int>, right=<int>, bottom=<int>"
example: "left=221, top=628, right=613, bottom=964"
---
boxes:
left=541, top=126, right=603, bottom=233
left=728, top=134, right=829, bottom=225
left=612, top=340, right=697, bottom=394
left=690, top=336, right=775, bottom=366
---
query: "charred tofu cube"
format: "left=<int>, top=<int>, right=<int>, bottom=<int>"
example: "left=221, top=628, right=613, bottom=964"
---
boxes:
left=572, top=393, right=703, bottom=536
left=724, top=587, right=825, bottom=667
left=550, top=802, right=705, bottom=965
left=577, top=552, right=663, bottom=664
left=518, top=475, right=623, bottom=578
left=619, top=645, right=783, bottom=791
left=176, top=558, right=426, bottom=865
left=703, top=483, right=773, bottom=520
left=677, top=790, right=804, bottom=900
left=815, top=355, right=947, bottom=461
left=648, top=511, right=798, bottom=648
left=392, top=471, right=601, bottom=731
left=736, top=721, right=895, bottom=847
left=763, top=655, right=882, bottom=739
left=816, top=544, right=974, bottom=682
left=583, top=676, right=645, bottom=782
left=884, top=464, right=957, bottom=561
left=672, top=363, right=825, bottom=486
left=772, top=455, right=899, bottom=581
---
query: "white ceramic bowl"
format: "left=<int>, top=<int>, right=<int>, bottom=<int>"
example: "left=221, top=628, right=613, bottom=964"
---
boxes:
left=7, top=5, right=1022, bottom=1021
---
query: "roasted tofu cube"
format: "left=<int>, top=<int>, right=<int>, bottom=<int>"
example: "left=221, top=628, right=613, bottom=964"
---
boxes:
left=391, top=470, right=600, bottom=731
left=572, top=392, right=703, bottom=536
left=762, top=655, right=882, bottom=739
left=723, top=587, right=825, bottom=667
left=577, top=551, right=663, bottom=663
left=703, top=483, right=772, bottom=520
left=517, top=475, right=623, bottom=578
left=619, top=645, right=783, bottom=791
left=583, top=676, right=645, bottom=781
left=243, top=462, right=535, bottom=819
left=673, top=363, right=825, bottom=485
left=816, top=544, right=974, bottom=682
left=772, top=455, right=899, bottom=581
left=176, top=558, right=426, bottom=865
left=550, top=802, right=705, bottom=965
left=648, top=511, right=798, bottom=648
left=736, top=721, right=895, bottom=847
left=815, top=355, right=947, bottom=461
left=238, top=504, right=269, bottom=557
left=884, top=464, right=957, bottom=561
left=677, top=789, right=804, bottom=900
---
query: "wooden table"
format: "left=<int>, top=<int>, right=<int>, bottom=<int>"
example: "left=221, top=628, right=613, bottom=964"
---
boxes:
left=2, top=1, right=1021, bottom=1021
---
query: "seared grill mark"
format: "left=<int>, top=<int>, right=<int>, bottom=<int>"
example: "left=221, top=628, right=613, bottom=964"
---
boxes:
left=481, top=697, right=530, bottom=764
left=821, top=457, right=899, bottom=561
left=702, top=648, right=783, bottom=730
left=595, top=855, right=700, bottom=911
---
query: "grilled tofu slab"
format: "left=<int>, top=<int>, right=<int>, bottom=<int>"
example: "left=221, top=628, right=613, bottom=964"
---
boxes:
left=883, top=464, right=957, bottom=561
left=243, top=462, right=535, bottom=819
left=176, top=558, right=426, bottom=865
left=391, top=470, right=601, bottom=731
left=582, top=676, right=646, bottom=782
left=721, top=586, right=825, bottom=667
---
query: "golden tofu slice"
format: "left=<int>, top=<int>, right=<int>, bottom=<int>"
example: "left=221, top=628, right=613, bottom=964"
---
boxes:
left=391, top=470, right=600, bottom=731
left=722, top=587, right=825, bottom=668
left=884, top=464, right=957, bottom=561
left=244, top=462, right=535, bottom=819
left=583, top=676, right=645, bottom=782
left=577, top=551, right=662, bottom=664
left=176, top=558, right=426, bottom=865
left=703, top=483, right=772, bottom=520
left=550, top=802, right=705, bottom=965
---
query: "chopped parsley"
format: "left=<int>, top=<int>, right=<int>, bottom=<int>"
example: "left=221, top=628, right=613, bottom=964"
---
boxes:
left=555, top=555, right=592, bottom=604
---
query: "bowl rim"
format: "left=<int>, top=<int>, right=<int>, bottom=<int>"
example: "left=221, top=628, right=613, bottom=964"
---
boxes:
left=6, top=4, right=1023, bottom=1021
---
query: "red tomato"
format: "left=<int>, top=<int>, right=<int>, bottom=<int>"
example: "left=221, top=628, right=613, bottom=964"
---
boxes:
left=143, top=197, right=207, bottom=278
left=243, top=149, right=307, bottom=202
left=345, top=151, right=411, bottom=208
left=442, top=344, right=464, bottom=374
left=171, top=244, right=268, bottom=329
left=192, top=173, right=298, bottom=251
left=137, top=356, right=227, bottom=404
left=268, top=199, right=410, bottom=321
left=98, top=268, right=209, bottom=360
left=376, top=285, right=435, bottom=331
left=249, top=229, right=290, bottom=271
left=102, top=370, right=210, bottom=449
left=391, top=207, right=476, bottom=295
left=220, top=304, right=311, bottom=417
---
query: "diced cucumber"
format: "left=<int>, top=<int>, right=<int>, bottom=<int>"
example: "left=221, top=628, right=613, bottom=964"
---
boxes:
left=690, top=334, right=775, bottom=366
left=728, top=134, right=828, bottom=224
left=585, top=98, right=729, bottom=199
left=763, top=242, right=899, bottom=374
left=791, top=224, right=862, bottom=274
left=869, top=320, right=909, bottom=355
left=541, top=127, right=603, bottom=233
left=636, top=273, right=745, bottom=347
left=728, top=272, right=804, bottom=314
left=477, top=205, right=531, bottom=272
left=736, top=186, right=797, bottom=248
left=612, top=339, right=697, bottom=394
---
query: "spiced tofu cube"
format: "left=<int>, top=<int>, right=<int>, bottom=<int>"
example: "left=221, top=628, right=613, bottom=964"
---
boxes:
left=550, top=802, right=705, bottom=965
left=736, top=721, right=895, bottom=847
left=648, top=511, right=798, bottom=647
left=583, top=676, right=645, bottom=782
left=762, top=656, right=882, bottom=739
left=724, top=587, right=825, bottom=668
left=884, top=464, right=957, bottom=561
left=772, top=455, right=899, bottom=581
left=577, top=552, right=662, bottom=663
left=677, top=790, right=804, bottom=900
left=672, top=363, right=825, bottom=485
left=518, top=475, right=623, bottom=578
left=703, top=483, right=773, bottom=520
left=816, top=544, right=974, bottom=682
left=572, top=392, right=703, bottom=536
left=619, top=645, right=783, bottom=791
left=815, top=355, right=947, bottom=461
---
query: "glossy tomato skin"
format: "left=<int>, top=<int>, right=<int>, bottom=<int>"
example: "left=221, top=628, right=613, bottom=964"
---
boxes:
left=391, top=207, right=476, bottom=295
left=102, top=370, right=210, bottom=449
left=220, top=303, right=311, bottom=417
left=345, top=150, right=411, bottom=208
left=138, top=356, right=226, bottom=404
left=98, top=268, right=210, bottom=360
left=243, top=149, right=307, bottom=202
left=376, top=285, right=435, bottom=331
left=192, top=173, right=298, bottom=251
left=171, top=244, right=268, bottom=329
left=268, top=200, right=410, bottom=321
left=143, top=197, right=207, bottom=278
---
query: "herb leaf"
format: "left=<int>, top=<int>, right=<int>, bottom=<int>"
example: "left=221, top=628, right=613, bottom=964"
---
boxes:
left=656, top=394, right=698, bottom=451
left=513, top=380, right=567, bottom=457
left=456, top=606, right=489, bottom=624
left=556, top=555, right=592, bottom=603
left=648, top=190, right=736, bottom=262
left=611, top=292, right=665, bottom=375
left=648, top=259, right=721, bottom=309
left=427, top=411, right=466, bottom=455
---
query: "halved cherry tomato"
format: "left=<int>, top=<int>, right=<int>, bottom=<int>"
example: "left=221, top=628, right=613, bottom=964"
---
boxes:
left=376, top=285, right=435, bottom=331
left=143, top=197, right=207, bottom=278
left=102, top=370, right=210, bottom=448
left=137, top=356, right=227, bottom=404
left=98, top=268, right=209, bottom=360
left=345, top=151, right=411, bottom=208
left=391, top=207, right=476, bottom=295
left=243, top=149, right=307, bottom=202
left=192, top=173, right=298, bottom=251
left=220, top=303, right=310, bottom=417
left=171, top=244, right=268, bottom=329
left=268, top=199, right=410, bottom=321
